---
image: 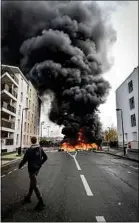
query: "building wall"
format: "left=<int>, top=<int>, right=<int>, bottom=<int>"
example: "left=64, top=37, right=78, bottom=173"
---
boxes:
left=116, top=67, right=138, bottom=149
left=1, top=65, right=41, bottom=153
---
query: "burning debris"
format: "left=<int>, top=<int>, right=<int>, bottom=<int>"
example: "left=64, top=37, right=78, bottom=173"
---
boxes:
left=1, top=1, right=116, bottom=150
left=61, top=128, right=98, bottom=152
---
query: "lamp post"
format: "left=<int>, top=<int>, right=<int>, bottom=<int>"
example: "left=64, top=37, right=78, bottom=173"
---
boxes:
left=47, top=125, right=50, bottom=139
left=116, top=108, right=125, bottom=155
left=41, top=121, right=44, bottom=138
left=19, top=107, right=29, bottom=155
left=107, top=127, right=110, bottom=151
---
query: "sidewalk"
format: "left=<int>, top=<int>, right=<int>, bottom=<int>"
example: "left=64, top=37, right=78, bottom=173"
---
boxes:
left=1, top=152, right=23, bottom=167
left=102, top=146, right=139, bottom=162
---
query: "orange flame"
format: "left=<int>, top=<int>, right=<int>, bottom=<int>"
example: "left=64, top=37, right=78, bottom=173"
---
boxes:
left=61, top=129, right=98, bottom=152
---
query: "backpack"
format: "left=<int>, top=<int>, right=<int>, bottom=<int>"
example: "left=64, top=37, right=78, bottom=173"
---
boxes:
left=30, top=147, right=43, bottom=171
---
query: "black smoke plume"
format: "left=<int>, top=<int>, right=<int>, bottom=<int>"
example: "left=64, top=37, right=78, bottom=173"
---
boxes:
left=1, top=1, right=116, bottom=144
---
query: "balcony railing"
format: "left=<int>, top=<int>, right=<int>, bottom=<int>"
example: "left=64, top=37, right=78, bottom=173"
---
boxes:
left=1, top=138, right=14, bottom=145
left=5, top=138, right=14, bottom=145
left=1, top=67, right=19, bottom=84
left=1, top=119, right=15, bottom=129
left=2, top=84, right=17, bottom=99
left=2, top=101, right=16, bottom=114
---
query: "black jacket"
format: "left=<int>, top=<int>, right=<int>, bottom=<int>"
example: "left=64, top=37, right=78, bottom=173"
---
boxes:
left=19, top=145, right=47, bottom=173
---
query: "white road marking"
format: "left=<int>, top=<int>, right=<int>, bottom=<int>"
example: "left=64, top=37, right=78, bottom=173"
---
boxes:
left=67, top=151, right=81, bottom=170
left=67, top=151, right=74, bottom=158
left=127, top=171, right=131, bottom=174
left=13, top=168, right=17, bottom=171
left=96, top=216, right=106, bottom=222
left=74, top=151, right=77, bottom=157
left=74, top=157, right=81, bottom=170
left=130, top=165, right=138, bottom=170
left=80, top=174, right=93, bottom=196
left=8, top=171, right=12, bottom=175
left=2, top=175, right=5, bottom=178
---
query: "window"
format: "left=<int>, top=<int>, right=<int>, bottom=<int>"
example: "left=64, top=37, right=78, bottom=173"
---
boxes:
left=21, top=78, right=23, bottom=89
left=27, top=85, right=29, bottom=94
left=21, top=92, right=23, bottom=102
left=29, top=100, right=31, bottom=109
left=18, top=119, right=20, bottom=129
left=16, top=134, right=19, bottom=145
left=128, top=80, right=133, bottom=93
left=132, top=132, right=137, bottom=141
left=129, top=97, right=135, bottom=109
left=25, top=110, right=27, bottom=119
left=5, top=138, right=14, bottom=145
left=24, top=122, right=26, bottom=132
left=28, top=123, right=29, bottom=133
left=30, top=89, right=31, bottom=97
left=26, top=97, right=28, bottom=107
left=23, top=135, right=26, bottom=144
left=131, top=114, right=136, bottom=127
left=18, top=105, right=21, bottom=116
left=28, top=112, right=30, bottom=120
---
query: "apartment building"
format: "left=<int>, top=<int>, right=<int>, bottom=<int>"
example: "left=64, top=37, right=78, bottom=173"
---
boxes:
left=1, top=65, right=41, bottom=153
left=23, top=81, right=41, bottom=148
left=116, top=66, right=138, bottom=150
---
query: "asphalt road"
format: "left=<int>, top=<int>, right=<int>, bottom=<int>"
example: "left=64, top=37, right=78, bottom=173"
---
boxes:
left=1, top=151, right=139, bottom=222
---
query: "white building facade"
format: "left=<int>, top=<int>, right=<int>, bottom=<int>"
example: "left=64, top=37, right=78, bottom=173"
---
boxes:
left=116, top=66, right=138, bottom=150
left=1, top=65, right=41, bottom=153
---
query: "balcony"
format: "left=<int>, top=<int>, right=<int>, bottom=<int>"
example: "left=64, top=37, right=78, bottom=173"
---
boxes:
left=1, top=67, right=19, bottom=84
left=2, top=138, right=14, bottom=145
left=1, top=84, right=17, bottom=99
left=1, top=118, right=15, bottom=130
left=2, top=101, right=16, bottom=114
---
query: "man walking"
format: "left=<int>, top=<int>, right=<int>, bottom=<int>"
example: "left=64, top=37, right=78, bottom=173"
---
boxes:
left=19, top=136, right=47, bottom=210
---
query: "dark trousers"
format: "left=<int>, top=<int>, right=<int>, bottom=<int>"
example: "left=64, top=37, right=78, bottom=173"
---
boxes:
left=27, top=172, right=42, bottom=201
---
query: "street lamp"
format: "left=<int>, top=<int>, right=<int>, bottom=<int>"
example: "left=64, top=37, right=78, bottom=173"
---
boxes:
left=19, top=107, right=29, bottom=154
left=41, top=121, right=45, bottom=137
left=116, top=108, right=125, bottom=155
left=107, top=127, right=110, bottom=151
left=46, top=125, right=50, bottom=138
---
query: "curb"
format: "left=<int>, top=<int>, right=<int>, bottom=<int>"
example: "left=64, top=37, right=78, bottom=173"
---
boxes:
left=93, top=151, right=105, bottom=153
left=104, top=151, right=139, bottom=163
left=1, top=158, right=22, bottom=171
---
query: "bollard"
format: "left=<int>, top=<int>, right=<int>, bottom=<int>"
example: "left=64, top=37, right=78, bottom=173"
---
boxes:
left=17, top=147, right=22, bottom=156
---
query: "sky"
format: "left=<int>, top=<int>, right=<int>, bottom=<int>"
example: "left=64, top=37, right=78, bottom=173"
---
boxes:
left=41, top=1, right=138, bottom=137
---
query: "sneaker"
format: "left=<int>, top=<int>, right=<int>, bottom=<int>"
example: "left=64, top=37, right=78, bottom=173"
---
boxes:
left=34, top=200, right=45, bottom=211
left=22, top=196, right=31, bottom=204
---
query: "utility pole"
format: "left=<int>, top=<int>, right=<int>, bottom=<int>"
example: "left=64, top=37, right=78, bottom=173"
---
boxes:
left=47, top=126, right=50, bottom=138
left=116, top=108, right=125, bottom=155
left=41, top=121, right=44, bottom=138
left=19, top=107, right=29, bottom=155
left=107, top=127, right=110, bottom=151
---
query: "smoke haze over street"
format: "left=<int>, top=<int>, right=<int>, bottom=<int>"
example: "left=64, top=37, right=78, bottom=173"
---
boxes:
left=2, top=1, right=117, bottom=143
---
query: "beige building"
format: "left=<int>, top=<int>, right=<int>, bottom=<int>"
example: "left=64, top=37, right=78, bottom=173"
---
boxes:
left=23, top=81, right=41, bottom=147
left=1, top=65, right=41, bottom=153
